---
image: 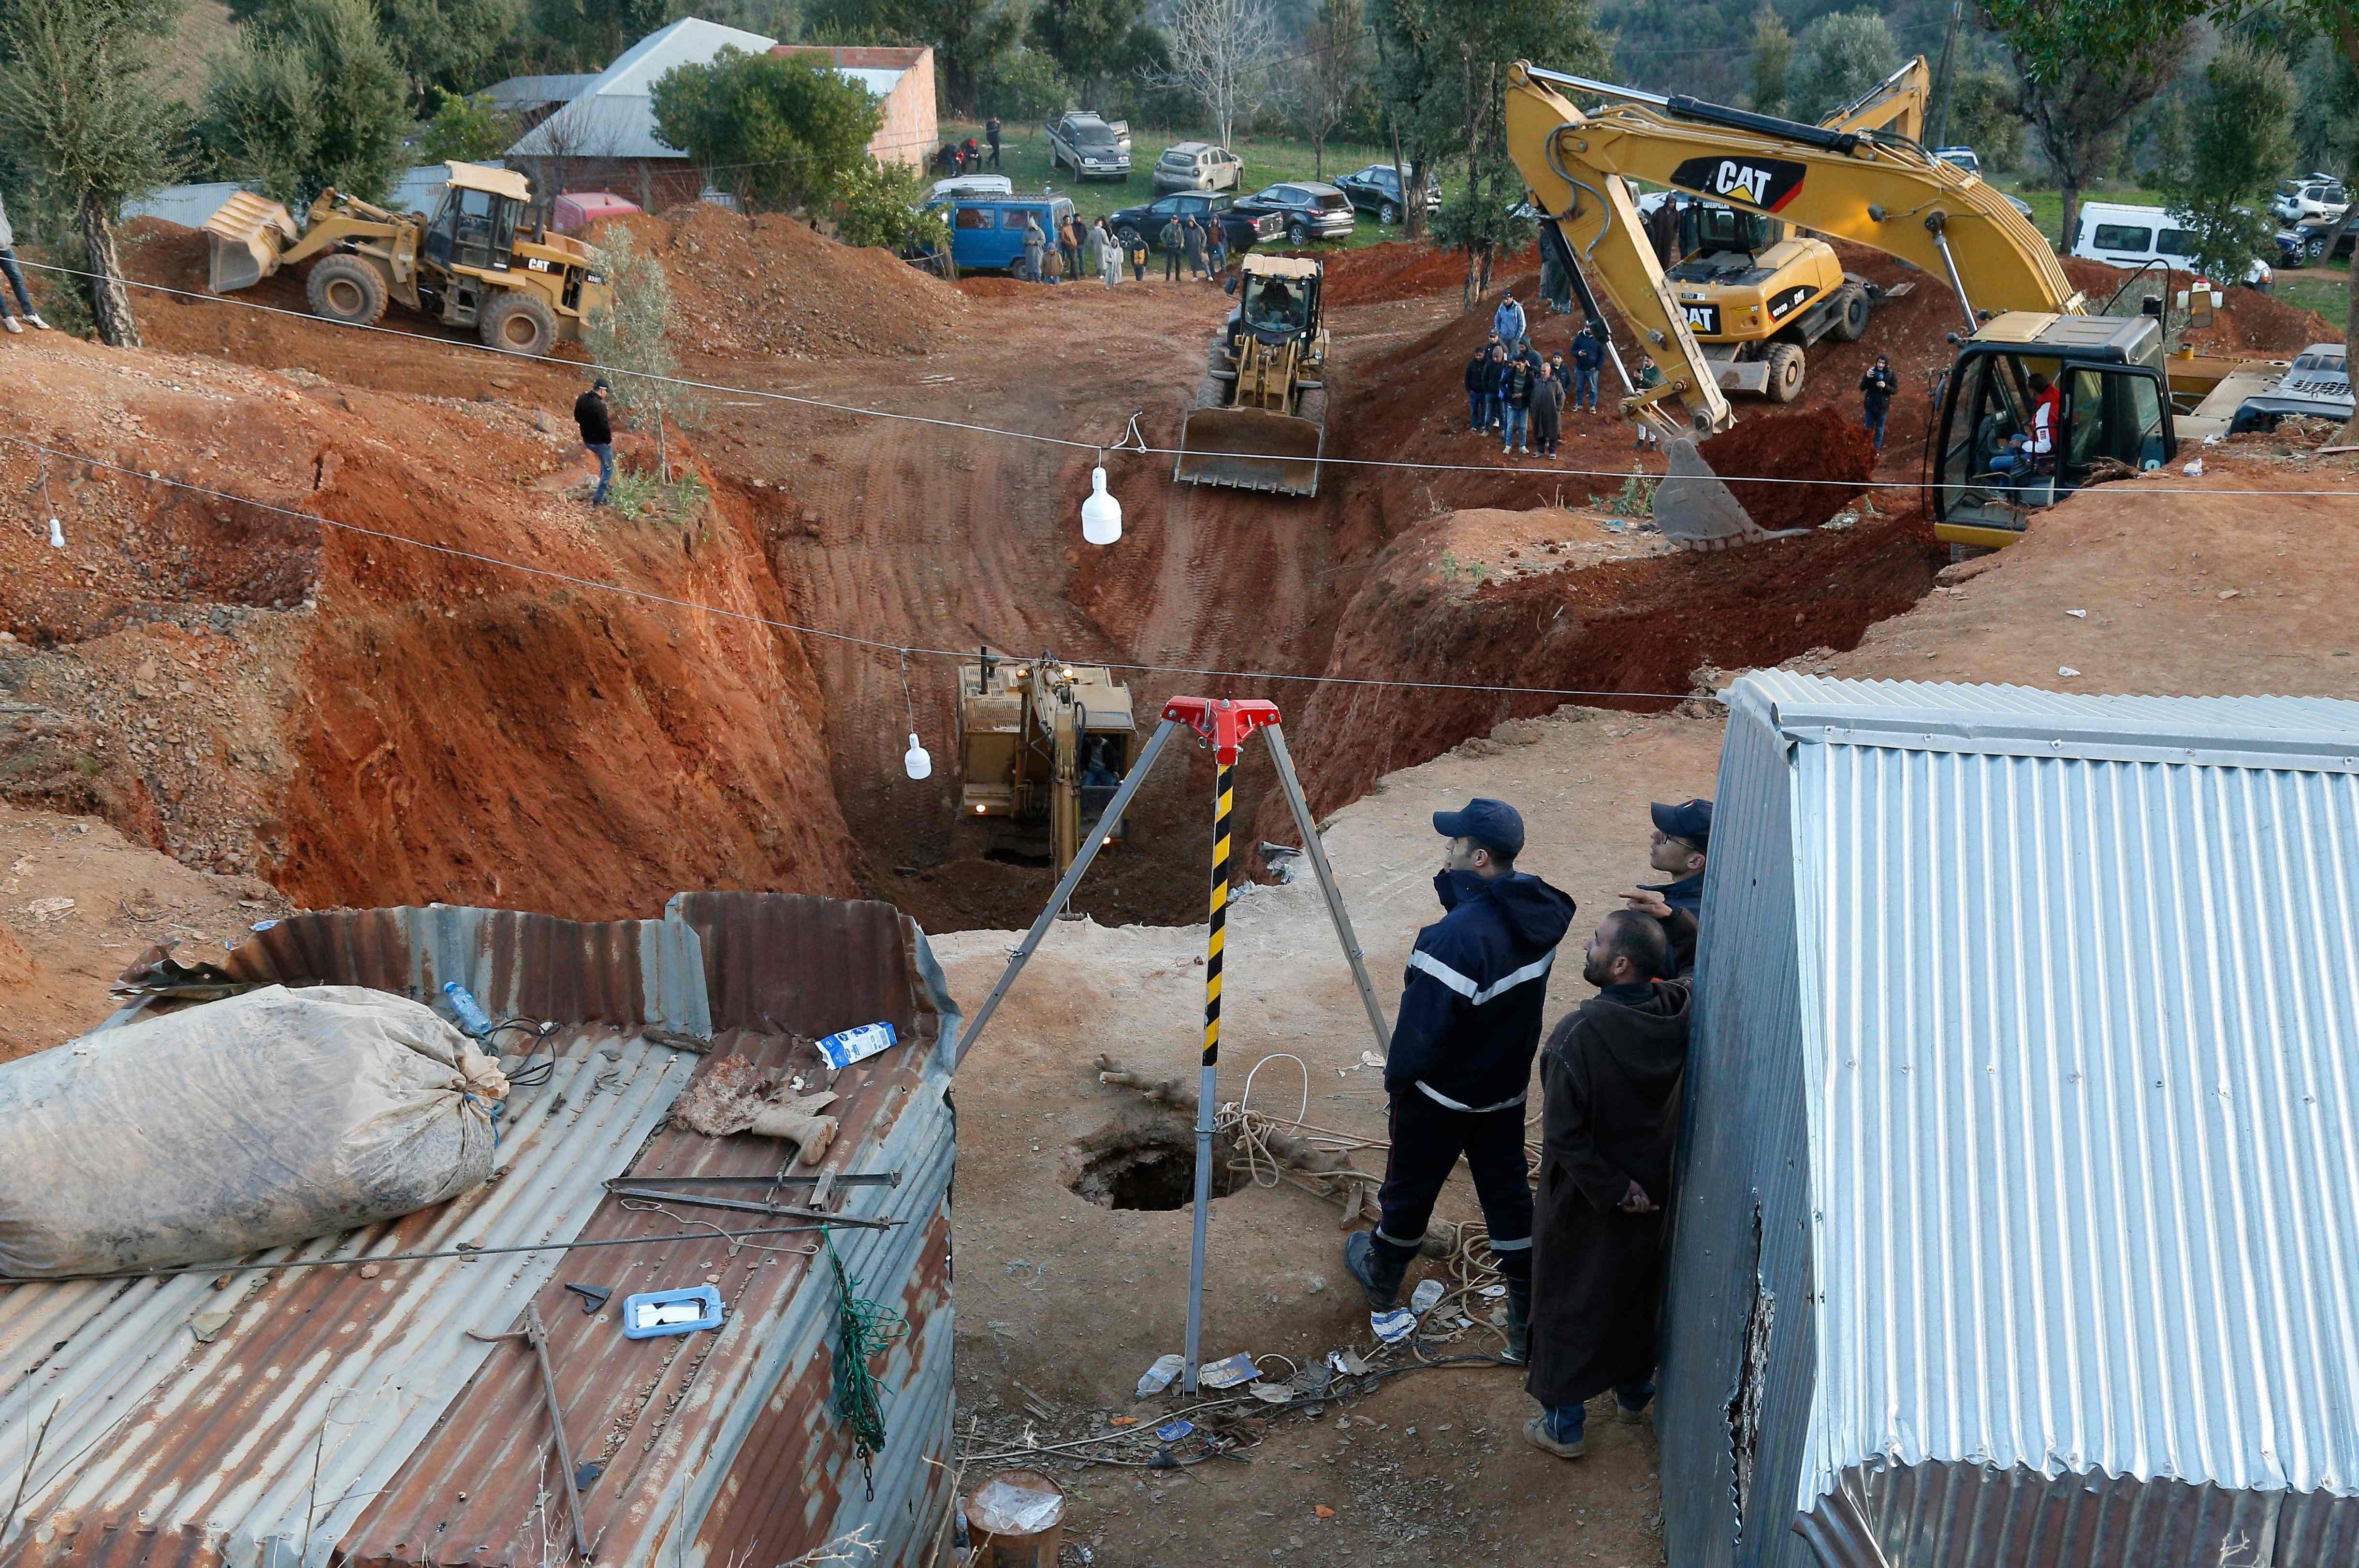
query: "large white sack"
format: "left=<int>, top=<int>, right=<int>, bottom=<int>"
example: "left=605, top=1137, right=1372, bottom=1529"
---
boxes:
left=0, top=984, right=508, bottom=1278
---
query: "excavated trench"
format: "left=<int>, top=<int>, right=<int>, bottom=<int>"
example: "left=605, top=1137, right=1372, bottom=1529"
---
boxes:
left=0, top=223, right=1945, bottom=934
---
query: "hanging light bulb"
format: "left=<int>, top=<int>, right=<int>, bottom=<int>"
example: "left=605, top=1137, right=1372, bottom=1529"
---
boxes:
left=47, top=518, right=64, bottom=549
left=903, top=732, right=932, bottom=781
left=1080, top=464, right=1121, bottom=545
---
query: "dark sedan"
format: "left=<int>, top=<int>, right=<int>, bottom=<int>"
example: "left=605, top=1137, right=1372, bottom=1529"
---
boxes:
left=1105, top=191, right=1281, bottom=250
left=1230, top=182, right=1357, bottom=245
left=1334, top=163, right=1442, bottom=225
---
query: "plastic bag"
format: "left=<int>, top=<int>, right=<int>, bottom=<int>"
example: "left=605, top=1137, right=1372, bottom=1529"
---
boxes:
left=0, top=985, right=507, bottom=1278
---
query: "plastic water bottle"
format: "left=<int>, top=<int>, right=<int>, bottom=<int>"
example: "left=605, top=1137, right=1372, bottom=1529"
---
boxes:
left=442, top=980, right=495, bottom=1038
left=815, top=1020, right=896, bottom=1070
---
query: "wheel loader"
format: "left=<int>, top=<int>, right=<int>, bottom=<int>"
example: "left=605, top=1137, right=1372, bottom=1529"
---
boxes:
left=957, top=652, right=1137, bottom=882
left=1649, top=58, right=1928, bottom=402
left=1176, top=253, right=1328, bottom=497
left=201, top=162, right=610, bottom=358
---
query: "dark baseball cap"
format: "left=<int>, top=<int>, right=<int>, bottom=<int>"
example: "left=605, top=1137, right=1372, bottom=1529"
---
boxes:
left=1650, top=798, right=1713, bottom=848
left=592, top=376, right=611, bottom=391
left=1433, top=798, right=1524, bottom=859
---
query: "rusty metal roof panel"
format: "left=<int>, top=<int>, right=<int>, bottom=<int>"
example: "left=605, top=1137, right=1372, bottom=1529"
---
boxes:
left=1, top=896, right=958, bottom=1568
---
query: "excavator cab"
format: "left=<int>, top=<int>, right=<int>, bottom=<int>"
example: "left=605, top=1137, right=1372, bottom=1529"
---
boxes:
left=1932, top=312, right=2175, bottom=551
left=1672, top=202, right=1783, bottom=267
left=957, top=653, right=1136, bottom=878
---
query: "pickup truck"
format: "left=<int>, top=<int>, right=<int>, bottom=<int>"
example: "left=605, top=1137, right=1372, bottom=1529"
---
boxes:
left=1045, top=112, right=1131, bottom=181
left=1105, top=191, right=1281, bottom=252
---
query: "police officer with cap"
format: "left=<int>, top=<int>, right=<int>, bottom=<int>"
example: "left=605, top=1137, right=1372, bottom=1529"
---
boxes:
left=1623, top=798, right=1709, bottom=974
left=1345, top=798, right=1575, bottom=1360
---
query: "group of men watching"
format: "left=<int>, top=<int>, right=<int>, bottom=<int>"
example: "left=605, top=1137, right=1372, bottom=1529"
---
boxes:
left=1464, top=294, right=1610, bottom=461
left=1344, top=792, right=1713, bottom=1458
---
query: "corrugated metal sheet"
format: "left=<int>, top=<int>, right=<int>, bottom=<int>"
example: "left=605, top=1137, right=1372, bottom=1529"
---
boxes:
left=1665, top=674, right=2359, bottom=1568
left=0, top=895, right=957, bottom=1568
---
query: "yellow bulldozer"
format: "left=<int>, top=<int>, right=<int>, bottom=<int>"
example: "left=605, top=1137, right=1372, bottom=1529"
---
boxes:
left=957, top=652, right=1137, bottom=881
left=1176, top=253, right=1328, bottom=497
left=202, top=161, right=609, bottom=357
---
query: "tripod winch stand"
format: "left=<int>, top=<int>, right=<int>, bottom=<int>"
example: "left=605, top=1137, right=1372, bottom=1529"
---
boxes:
left=956, top=697, right=1392, bottom=1394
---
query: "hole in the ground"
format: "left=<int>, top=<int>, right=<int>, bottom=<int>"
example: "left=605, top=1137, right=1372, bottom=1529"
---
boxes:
left=1066, top=1120, right=1244, bottom=1211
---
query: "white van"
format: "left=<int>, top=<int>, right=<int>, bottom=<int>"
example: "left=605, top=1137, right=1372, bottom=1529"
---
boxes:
left=2070, top=201, right=2273, bottom=289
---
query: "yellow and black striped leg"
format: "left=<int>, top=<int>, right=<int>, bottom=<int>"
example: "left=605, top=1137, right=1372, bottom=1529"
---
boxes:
left=1182, top=757, right=1233, bottom=1393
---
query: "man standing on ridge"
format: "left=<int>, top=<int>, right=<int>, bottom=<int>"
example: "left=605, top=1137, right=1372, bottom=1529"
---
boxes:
left=1345, top=799, right=1576, bottom=1363
left=574, top=376, right=613, bottom=507
left=1860, top=354, right=1897, bottom=451
left=985, top=115, right=1002, bottom=170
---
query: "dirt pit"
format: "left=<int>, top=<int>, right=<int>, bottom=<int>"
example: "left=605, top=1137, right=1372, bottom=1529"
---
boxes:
left=1065, top=1118, right=1246, bottom=1210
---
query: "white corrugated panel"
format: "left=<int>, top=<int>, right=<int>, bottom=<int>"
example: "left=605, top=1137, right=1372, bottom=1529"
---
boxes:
left=1773, top=675, right=2359, bottom=1512
left=507, top=18, right=779, bottom=160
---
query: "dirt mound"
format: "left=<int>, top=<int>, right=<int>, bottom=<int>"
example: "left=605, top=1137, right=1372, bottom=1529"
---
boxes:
left=601, top=206, right=968, bottom=361
left=1698, top=407, right=1878, bottom=531
left=0, top=333, right=858, bottom=915
left=1321, top=241, right=1538, bottom=307
left=1260, top=503, right=1940, bottom=839
left=2059, top=256, right=2339, bottom=351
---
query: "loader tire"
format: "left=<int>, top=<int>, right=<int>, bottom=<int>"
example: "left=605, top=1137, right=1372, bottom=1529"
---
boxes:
left=481, top=291, right=558, bottom=357
left=306, top=255, right=388, bottom=327
left=1764, top=342, right=1806, bottom=403
left=1192, top=377, right=1225, bottom=411
left=1829, top=281, right=1870, bottom=342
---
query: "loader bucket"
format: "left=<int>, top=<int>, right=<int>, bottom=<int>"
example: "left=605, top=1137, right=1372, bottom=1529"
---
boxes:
left=1651, top=436, right=1813, bottom=550
left=1174, top=408, right=1325, bottom=498
left=201, top=191, right=301, bottom=295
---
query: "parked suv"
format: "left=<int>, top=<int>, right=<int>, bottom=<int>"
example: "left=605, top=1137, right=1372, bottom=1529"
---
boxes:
left=1046, top=112, right=1130, bottom=181
left=1334, top=162, right=1442, bottom=224
left=1152, top=141, right=1242, bottom=195
left=1231, top=181, right=1357, bottom=245
left=2277, top=205, right=2359, bottom=268
left=2272, top=174, right=2348, bottom=225
left=1105, top=190, right=1281, bottom=250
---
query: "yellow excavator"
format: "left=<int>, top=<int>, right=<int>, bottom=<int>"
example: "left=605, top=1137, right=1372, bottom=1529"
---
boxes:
left=1502, top=60, right=2269, bottom=552
left=958, top=653, right=1137, bottom=880
left=1639, top=58, right=1931, bottom=402
left=1175, top=253, right=1329, bottom=496
left=203, top=161, right=609, bottom=357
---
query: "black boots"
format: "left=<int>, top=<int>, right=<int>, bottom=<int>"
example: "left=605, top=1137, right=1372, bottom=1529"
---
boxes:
left=1504, top=1276, right=1531, bottom=1363
left=1343, top=1230, right=1419, bottom=1310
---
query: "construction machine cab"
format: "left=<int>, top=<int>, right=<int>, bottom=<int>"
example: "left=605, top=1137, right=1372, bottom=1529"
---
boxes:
left=1179, top=252, right=1329, bottom=496
left=1933, top=312, right=2175, bottom=550
left=422, top=167, right=532, bottom=273
left=1239, top=267, right=1316, bottom=338
left=1674, top=202, right=1783, bottom=266
left=957, top=653, right=1137, bottom=879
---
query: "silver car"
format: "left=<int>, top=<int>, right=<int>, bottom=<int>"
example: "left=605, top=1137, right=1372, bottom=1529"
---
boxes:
left=1152, top=141, right=1243, bottom=195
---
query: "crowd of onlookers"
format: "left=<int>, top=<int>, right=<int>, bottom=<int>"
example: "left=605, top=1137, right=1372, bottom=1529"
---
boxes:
left=1462, top=294, right=1612, bottom=460
left=1009, top=207, right=1254, bottom=286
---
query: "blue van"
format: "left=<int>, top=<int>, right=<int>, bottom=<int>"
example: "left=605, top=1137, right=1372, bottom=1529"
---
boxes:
left=924, top=194, right=1078, bottom=275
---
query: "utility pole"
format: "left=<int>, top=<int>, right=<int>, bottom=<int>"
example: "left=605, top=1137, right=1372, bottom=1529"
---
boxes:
left=1930, top=0, right=1963, bottom=150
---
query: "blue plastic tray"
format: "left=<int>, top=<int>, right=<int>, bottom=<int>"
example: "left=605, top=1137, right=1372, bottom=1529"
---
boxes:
left=621, top=1284, right=724, bottom=1339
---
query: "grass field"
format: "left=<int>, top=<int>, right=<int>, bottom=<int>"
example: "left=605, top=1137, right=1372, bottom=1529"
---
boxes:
left=937, top=120, right=1426, bottom=251
left=2275, top=273, right=2351, bottom=326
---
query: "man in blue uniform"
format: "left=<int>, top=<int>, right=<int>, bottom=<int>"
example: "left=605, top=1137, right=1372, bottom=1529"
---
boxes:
left=1623, top=798, right=1709, bottom=975
left=1345, top=799, right=1576, bottom=1361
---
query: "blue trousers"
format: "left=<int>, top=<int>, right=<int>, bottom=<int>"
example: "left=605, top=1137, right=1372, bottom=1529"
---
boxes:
left=0, top=249, right=31, bottom=318
left=1501, top=406, right=1529, bottom=448
left=586, top=442, right=613, bottom=505
left=1469, top=392, right=1489, bottom=430
left=1540, top=1374, right=1658, bottom=1438
left=1573, top=367, right=1600, bottom=411
left=1865, top=407, right=1888, bottom=450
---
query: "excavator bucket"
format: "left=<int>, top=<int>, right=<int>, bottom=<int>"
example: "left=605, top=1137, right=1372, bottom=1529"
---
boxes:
left=202, top=191, right=302, bottom=294
left=1650, top=436, right=1812, bottom=550
left=1174, top=406, right=1326, bottom=497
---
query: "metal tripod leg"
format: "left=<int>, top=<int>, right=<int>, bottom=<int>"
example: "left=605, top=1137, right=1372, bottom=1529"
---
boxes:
left=954, top=717, right=1182, bottom=1069
left=1181, top=749, right=1237, bottom=1395
left=1261, top=724, right=1392, bottom=1057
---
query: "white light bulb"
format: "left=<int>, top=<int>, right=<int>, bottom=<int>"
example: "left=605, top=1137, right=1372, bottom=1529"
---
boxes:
left=903, top=733, right=932, bottom=780
left=1080, top=465, right=1121, bottom=545
left=47, top=518, right=63, bottom=549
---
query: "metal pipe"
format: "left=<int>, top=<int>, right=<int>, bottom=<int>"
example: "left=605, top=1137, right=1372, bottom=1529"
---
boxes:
left=954, top=717, right=1181, bottom=1067
left=1261, top=725, right=1391, bottom=1055
left=1928, top=221, right=1979, bottom=333
left=1182, top=753, right=1237, bottom=1396
left=1524, top=66, right=1671, bottom=107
